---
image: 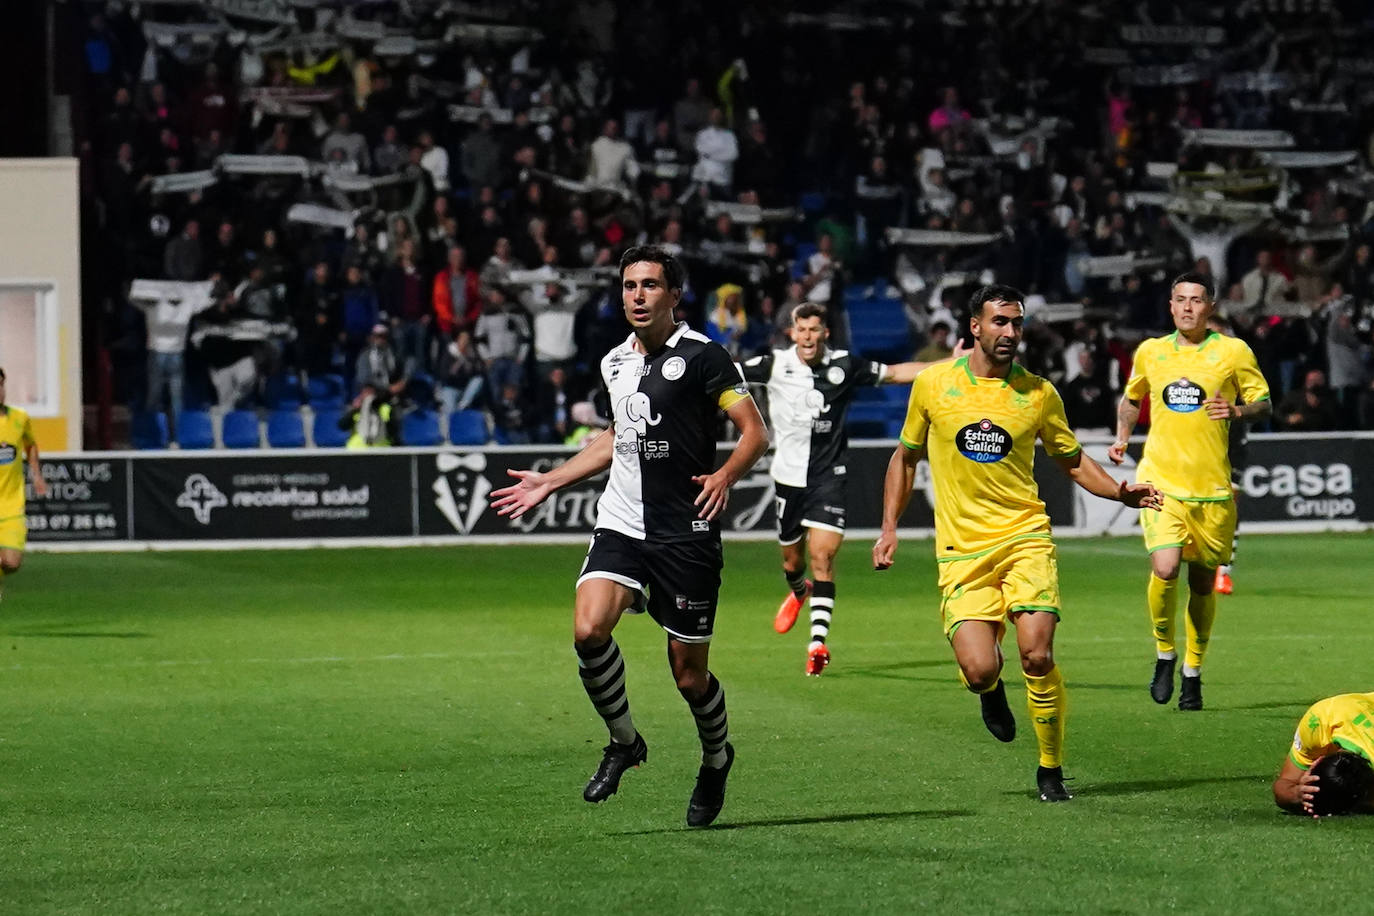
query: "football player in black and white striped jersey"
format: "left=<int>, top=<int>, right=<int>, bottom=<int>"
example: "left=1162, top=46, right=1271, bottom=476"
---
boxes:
left=741, top=302, right=954, bottom=675
left=492, top=247, right=769, bottom=827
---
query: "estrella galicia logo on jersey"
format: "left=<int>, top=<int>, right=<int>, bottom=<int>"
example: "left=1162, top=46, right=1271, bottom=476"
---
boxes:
left=0, top=443, right=16, bottom=465
left=176, top=473, right=228, bottom=524
left=661, top=356, right=686, bottom=381
left=956, top=419, right=1013, bottom=463
left=1163, top=378, right=1205, bottom=412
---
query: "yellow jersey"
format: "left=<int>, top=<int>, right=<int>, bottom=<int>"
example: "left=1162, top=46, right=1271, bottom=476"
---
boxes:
left=899, top=359, right=1081, bottom=558
left=1124, top=331, right=1270, bottom=501
left=1290, top=692, right=1374, bottom=770
left=0, top=405, right=36, bottom=519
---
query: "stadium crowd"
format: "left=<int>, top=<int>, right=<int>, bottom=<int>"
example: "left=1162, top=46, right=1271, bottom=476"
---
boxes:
left=70, top=0, right=1374, bottom=446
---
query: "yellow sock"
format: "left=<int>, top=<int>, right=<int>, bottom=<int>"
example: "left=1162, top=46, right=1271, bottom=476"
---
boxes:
left=1184, top=588, right=1217, bottom=670
left=1025, top=667, right=1066, bottom=768
left=1147, top=573, right=1179, bottom=655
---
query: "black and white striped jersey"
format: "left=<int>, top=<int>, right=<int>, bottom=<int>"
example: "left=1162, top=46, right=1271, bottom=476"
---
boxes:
left=596, top=324, right=750, bottom=542
left=741, top=347, right=887, bottom=488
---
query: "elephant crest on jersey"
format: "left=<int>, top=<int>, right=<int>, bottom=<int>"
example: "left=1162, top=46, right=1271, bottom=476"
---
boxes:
left=616, top=391, right=662, bottom=438
left=803, top=388, right=831, bottom=419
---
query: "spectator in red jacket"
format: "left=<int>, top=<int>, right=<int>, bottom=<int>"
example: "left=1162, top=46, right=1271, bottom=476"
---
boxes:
left=433, top=244, right=483, bottom=337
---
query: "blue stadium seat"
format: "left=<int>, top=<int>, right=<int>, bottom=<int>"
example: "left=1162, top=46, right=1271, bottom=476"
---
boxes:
left=847, top=295, right=911, bottom=363
left=312, top=408, right=349, bottom=447
left=130, top=411, right=169, bottom=450
left=221, top=410, right=261, bottom=448
left=266, top=409, right=307, bottom=448
left=263, top=372, right=303, bottom=410
left=407, top=372, right=436, bottom=409
left=448, top=409, right=489, bottom=446
left=799, top=191, right=827, bottom=214
left=791, top=242, right=818, bottom=279
left=176, top=409, right=215, bottom=450
left=307, top=373, right=346, bottom=409
left=182, top=373, right=214, bottom=410
left=402, top=409, right=442, bottom=446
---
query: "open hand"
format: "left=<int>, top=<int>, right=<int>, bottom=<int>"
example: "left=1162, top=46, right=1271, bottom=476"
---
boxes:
left=692, top=471, right=731, bottom=520
left=872, top=530, right=898, bottom=570
left=490, top=469, right=553, bottom=520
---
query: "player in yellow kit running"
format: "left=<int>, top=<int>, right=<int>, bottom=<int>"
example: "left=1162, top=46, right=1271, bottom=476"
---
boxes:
left=0, top=367, right=49, bottom=602
left=873, top=286, right=1161, bottom=802
left=1273, top=691, right=1374, bottom=817
left=1109, top=273, right=1271, bottom=711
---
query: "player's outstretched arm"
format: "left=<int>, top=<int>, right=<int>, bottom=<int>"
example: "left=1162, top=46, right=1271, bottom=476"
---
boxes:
left=1273, top=755, right=1323, bottom=818
left=873, top=444, right=922, bottom=569
left=1109, top=396, right=1142, bottom=465
left=883, top=341, right=971, bottom=384
left=490, top=428, right=614, bottom=519
left=692, top=396, right=769, bottom=520
left=1054, top=451, right=1162, bottom=510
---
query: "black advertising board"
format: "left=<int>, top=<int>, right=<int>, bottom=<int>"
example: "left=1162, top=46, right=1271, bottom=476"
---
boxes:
left=25, top=433, right=1374, bottom=546
left=26, top=457, right=130, bottom=542
left=130, top=453, right=415, bottom=540
left=1234, top=436, right=1374, bottom=524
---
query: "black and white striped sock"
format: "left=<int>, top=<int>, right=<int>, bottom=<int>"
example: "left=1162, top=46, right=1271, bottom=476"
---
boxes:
left=576, top=638, right=636, bottom=744
left=784, top=568, right=808, bottom=599
left=809, top=580, right=835, bottom=647
left=682, top=673, right=729, bottom=768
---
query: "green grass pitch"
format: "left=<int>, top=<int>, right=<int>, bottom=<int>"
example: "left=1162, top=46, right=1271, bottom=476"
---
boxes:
left=2, top=532, right=1371, bottom=915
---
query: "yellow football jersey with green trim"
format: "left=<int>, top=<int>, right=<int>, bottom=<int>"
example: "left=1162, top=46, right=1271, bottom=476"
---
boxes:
left=899, top=359, right=1081, bottom=558
left=0, top=405, right=36, bottom=519
left=1124, top=331, right=1270, bottom=501
left=1290, top=692, right=1374, bottom=769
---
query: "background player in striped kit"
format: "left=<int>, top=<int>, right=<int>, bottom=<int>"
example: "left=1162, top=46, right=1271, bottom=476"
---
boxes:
left=492, top=247, right=768, bottom=827
left=741, top=302, right=952, bottom=675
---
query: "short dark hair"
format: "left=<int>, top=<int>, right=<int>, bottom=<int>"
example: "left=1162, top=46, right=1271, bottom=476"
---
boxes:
left=791, top=302, right=828, bottom=325
left=1310, top=751, right=1374, bottom=816
left=619, top=245, right=686, bottom=291
left=968, top=284, right=1025, bottom=320
left=1171, top=271, right=1216, bottom=302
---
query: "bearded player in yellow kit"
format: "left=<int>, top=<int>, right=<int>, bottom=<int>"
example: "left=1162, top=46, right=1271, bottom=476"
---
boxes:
left=1109, top=273, right=1270, bottom=711
left=0, top=367, right=49, bottom=602
left=874, top=286, right=1161, bottom=802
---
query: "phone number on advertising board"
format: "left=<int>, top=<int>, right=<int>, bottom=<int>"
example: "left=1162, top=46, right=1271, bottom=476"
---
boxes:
left=26, top=513, right=119, bottom=532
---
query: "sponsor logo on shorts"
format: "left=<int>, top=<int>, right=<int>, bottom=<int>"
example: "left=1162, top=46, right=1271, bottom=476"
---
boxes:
left=1163, top=378, right=1205, bottom=412
left=692, top=519, right=710, bottom=532
left=956, top=419, right=1013, bottom=463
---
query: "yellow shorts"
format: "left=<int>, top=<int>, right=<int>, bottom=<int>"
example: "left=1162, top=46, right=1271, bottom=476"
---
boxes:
left=0, top=514, right=27, bottom=551
left=936, top=535, right=1061, bottom=639
left=1140, top=496, right=1235, bottom=569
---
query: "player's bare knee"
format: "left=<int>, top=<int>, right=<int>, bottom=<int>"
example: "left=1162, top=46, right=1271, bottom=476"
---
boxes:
left=0, top=556, right=19, bottom=574
left=807, top=552, right=836, bottom=581
left=672, top=665, right=709, bottom=699
left=572, top=615, right=614, bottom=646
left=961, top=663, right=999, bottom=693
left=1020, top=648, right=1054, bottom=677
left=1151, top=557, right=1181, bottom=580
